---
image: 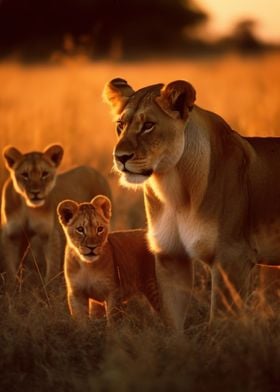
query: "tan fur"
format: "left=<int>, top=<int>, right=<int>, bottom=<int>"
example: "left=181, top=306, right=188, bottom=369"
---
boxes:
left=104, top=78, right=280, bottom=330
left=1, top=144, right=111, bottom=290
left=57, top=196, right=160, bottom=324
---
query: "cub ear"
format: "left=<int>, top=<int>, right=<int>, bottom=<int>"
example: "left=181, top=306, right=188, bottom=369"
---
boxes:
left=44, top=144, right=64, bottom=167
left=103, top=78, right=135, bottom=115
left=91, top=195, right=112, bottom=222
left=2, top=146, right=23, bottom=169
left=57, top=200, right=78, bottom=226
left=156, top=80, right=196, bottom=120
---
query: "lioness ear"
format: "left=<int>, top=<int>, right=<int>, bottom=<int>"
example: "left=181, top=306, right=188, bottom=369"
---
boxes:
left=103, top=78, right=135, bottom=115
left=3, top=146, right=23, bottom=169
left=44, top=144, right=64, bottom=167
left=156, top=80, right=196, bottom=120
left=91, top=195, right=112, bottom=222
left=57, top=200, right=78, bottom=226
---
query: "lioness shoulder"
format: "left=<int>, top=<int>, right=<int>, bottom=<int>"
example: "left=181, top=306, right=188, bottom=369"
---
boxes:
left=57, top=195, right=159, bottom=323
left=1, top=144, right=111, bottom=290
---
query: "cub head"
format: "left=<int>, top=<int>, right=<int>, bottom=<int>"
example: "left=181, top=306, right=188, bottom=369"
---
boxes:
left=57, top=195, right=112, bottom=264
left=3, top=144, right=64, bottom=208
left=103, top=78, right=196, bottom=186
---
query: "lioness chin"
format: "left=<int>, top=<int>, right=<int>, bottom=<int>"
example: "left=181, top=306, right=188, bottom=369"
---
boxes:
left=104, top=77, right=280, bottom=330
left=1, top=144, right=111, bottom=291
left=57, top=195, right=160, bottom=324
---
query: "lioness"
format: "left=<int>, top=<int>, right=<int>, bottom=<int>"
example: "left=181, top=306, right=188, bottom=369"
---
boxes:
left=1, top=144, right=111, bottom=290
left=57, top=195, right=159, bottom=323
left=104, top=78, right=280, bottom=330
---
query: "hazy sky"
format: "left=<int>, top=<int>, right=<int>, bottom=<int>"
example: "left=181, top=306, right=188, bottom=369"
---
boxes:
left=196, top=0, right=280, bottom=42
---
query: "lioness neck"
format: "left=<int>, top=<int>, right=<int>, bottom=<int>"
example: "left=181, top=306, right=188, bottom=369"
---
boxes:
left=147, top=106, right=212, bottom=209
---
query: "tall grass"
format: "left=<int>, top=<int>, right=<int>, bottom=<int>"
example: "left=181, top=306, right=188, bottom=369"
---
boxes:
left=1, top=53, right=280, bottom=227
left=1, top=54, right=280, bottom=391
left=1, top=286, right=280, bottom=392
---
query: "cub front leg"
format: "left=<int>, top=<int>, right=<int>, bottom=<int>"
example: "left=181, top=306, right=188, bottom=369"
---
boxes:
left=89, top=300, right=106, bottom=319
left=106, top=290, right=124, bottom=326
left=155, top=254, right=193, bottom=331
left=1, top=230, right=27, bottom=292
left=68, top=290, right=89, bottom=321
left=210, top=244, right=256, bottom=321
left=44, top=227, right=65, bottom=286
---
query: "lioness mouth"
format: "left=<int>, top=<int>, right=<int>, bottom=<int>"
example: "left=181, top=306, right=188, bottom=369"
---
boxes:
left=123, top=168, right=153, bottom=177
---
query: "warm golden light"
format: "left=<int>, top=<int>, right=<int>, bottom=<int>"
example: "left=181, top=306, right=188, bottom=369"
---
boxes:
left=196, top=0, right=280, bottom=42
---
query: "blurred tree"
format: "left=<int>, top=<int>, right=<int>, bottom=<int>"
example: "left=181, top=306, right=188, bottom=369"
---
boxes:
left=0, top=0, right=207, bottom=59
left=231, top=19, right=263, bottom=52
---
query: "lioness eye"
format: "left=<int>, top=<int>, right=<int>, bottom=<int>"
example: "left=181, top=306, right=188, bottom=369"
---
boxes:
left=21, top=172, right=29, bottom=180
left=116, top=121, right=124, bottom=136
left=41, top=171, right=49, bottom=179
left=141, top=121, right=155, bottom=133
left=76, top=226, right=85, bottom=234
left=96, top=226, right=104, bottom=235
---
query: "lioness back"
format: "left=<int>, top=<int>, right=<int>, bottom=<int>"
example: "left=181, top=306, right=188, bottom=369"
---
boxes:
left=52, top=165, right=112, bottom=206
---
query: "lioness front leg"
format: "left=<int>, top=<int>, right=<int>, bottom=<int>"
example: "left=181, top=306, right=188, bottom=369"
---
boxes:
left=156, top=254, right=193, bottom=331
left=210, top=244, right=255, bottom=321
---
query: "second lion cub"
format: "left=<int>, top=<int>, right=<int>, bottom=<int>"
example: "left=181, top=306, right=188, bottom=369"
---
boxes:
left=57, top=195, right=160, bottom=323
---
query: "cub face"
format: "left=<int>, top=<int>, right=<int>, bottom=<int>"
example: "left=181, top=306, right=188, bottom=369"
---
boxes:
left=57, top=196, right=111, bottom=263
left=103, top=78, right=196, bottom=186
left=3, top=144, right=64, bottom=208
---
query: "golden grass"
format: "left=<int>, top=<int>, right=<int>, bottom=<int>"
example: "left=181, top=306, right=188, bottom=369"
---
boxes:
left=1, top=53, right=280, bottom=227
left=1, top=54, right=280, bottom=391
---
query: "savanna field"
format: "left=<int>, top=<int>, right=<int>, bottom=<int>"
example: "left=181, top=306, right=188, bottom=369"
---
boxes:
left=1, top=54, right=280, bottom=391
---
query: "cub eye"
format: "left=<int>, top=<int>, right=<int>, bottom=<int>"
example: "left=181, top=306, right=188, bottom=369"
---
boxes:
left=76, top=226, right=85, bottom=234
left=116, top=121, right=124, bottom=136
left=141, top=121, right=155, bottom=134
left=41, top=171, right=49, bottom=179
left=96, top=226, right=104, bottom=235
left=21, top=172, right=29, bottom=180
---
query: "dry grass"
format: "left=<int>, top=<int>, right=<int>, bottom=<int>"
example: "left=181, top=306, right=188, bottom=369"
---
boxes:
left=1, top=53, right=280, bottom=227
left=1, top=286, right=280, bottom=392
left=1, top=53, right=280, bottom=391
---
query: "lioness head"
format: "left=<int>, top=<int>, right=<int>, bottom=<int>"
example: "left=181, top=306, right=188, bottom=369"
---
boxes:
left=103, top=78, right=196, bottom=186
left=3, top=144, right=64, bottom=208
left=57, top=195, right=111, bottom=263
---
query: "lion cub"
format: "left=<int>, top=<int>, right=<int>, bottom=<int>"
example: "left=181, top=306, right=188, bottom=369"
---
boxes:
left=1, top=144, right=111, bottom=290
left=57, top=195, right=160, bottom=323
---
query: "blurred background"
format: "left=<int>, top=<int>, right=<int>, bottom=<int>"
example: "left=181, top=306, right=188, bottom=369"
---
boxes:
left=0, top=0, right=279, bottom=60
left=0, top=0, right=279, bottom=228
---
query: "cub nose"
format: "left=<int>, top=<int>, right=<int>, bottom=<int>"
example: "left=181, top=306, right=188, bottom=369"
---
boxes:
left=86, top=245, right=97, bottom=251
left=115, top=153, right=134, bottom=165
left=31, top=191, right=40, bottom=197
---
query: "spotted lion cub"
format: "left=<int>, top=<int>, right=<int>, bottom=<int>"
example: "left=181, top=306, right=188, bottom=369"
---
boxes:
left=57, top=195, right=160, bottom=323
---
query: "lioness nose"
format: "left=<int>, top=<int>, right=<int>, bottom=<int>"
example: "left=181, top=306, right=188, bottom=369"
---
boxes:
left=115, top=153, right=134, bottom=165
